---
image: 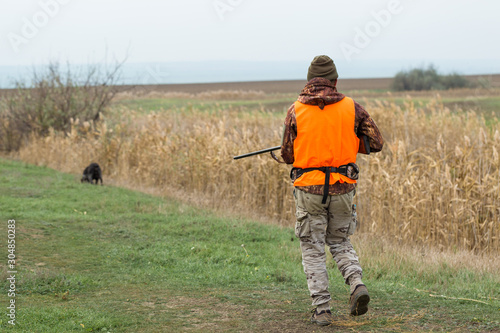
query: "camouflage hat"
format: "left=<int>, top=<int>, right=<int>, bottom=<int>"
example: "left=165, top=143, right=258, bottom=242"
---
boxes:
left=307, top=55, right=339, bottom=82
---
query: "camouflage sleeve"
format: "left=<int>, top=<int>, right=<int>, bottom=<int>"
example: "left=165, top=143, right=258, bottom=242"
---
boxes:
left=281, top=103, right=297, bottom=164
left=354, top=101, right=384, bottom=153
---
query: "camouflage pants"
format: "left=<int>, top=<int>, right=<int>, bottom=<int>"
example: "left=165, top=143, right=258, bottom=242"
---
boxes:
left=294, top=188, right=362, bottom=306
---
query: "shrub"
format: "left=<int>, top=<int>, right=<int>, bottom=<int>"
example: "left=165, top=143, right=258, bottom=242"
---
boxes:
left=0, top=62, right=123, bottom=152
left=392, top=66, right=472, bottom=91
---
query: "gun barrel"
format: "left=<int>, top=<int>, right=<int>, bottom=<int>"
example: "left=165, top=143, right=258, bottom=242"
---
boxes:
left=233, top=146, right=281, bottom=160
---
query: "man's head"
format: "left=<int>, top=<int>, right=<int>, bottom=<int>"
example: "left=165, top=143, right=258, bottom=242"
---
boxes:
left=307, top=55, right=338, bottom=84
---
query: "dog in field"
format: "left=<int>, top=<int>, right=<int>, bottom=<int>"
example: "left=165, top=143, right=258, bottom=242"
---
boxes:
left=81, top=163, right=103, bottom=185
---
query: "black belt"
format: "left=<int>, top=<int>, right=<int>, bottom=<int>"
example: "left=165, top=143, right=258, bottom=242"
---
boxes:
left=291, top=163, right=359, bottom=204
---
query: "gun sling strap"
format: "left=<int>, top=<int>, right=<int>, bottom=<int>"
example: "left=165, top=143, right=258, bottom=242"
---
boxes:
left=291, top=163, right=359, bottom=204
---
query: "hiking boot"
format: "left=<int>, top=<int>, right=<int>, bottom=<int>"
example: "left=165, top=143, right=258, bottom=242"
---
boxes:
left=310, top=308, right=333, bottom=326
left=349, top=284, right=370, bottom=316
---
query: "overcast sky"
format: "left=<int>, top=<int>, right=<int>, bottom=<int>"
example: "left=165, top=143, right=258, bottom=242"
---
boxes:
left=1, top=0, right=499, bottom=81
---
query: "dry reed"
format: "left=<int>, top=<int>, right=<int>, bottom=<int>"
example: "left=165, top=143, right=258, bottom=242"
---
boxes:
left=15, top=96, right=500, bottom=253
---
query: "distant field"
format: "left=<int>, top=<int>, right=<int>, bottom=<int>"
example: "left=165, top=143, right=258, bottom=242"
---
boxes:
left=116, top=77, right=394, bottom=94
left=116, top=74, right=500, bottom=94
left=103, top=74, right=500, bottom=119
left=115, top=73, right=500, bottom=117
left=2, top=74, right=498, bottom=97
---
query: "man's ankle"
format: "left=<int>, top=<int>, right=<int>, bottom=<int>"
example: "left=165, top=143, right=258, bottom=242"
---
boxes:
left=316, top=302, right=330, bottom=313
left=349, top=274, right=364, bottom=294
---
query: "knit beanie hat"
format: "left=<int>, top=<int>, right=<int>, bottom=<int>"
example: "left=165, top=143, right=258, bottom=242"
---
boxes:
left=307, top=55, right=339, bottom=82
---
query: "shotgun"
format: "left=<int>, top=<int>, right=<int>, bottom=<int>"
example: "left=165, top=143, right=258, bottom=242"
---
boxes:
left=233, top=146, right=281, bottom=160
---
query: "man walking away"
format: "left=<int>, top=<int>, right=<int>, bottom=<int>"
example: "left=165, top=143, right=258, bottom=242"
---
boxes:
left=281, top=55, right=384, bottom=326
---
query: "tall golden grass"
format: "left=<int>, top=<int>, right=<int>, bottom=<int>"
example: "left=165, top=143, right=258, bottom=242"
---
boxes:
left=15, top=95, right=500, bottom=253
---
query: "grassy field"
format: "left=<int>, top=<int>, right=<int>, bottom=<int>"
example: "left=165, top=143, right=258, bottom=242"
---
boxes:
left=0, top=159, right=499, bottom=332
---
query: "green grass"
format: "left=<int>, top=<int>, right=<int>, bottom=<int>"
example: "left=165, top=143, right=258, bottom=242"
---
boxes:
left=113, top=96, right=295, bottom=115
left=0, top=159, right=498, bottom=332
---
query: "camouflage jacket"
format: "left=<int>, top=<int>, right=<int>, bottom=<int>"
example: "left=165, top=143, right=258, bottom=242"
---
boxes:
left=281, top=78, right=384, bottom=195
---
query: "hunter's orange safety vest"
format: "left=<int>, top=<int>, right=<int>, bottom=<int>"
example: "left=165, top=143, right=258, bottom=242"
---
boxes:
left=293, top=97, right=359, bottom=187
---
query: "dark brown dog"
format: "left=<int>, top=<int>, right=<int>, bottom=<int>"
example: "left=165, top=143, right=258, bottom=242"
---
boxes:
left=81, top=163, right=103, bottom=185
